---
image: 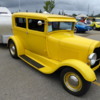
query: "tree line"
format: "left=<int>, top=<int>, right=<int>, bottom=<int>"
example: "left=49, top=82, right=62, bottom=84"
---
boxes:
left=17, top=0, right=100, bottom=17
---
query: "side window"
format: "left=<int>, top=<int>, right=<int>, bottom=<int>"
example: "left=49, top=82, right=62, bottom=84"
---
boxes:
left=28, top=19, right=44, bottom=32
left=15, top=17, right=26, bottom=28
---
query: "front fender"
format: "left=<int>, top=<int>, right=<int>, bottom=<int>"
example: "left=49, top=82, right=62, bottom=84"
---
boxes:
left=60, top=59, right=96, bottom=82
left=8, top=36, right=24, bottom=56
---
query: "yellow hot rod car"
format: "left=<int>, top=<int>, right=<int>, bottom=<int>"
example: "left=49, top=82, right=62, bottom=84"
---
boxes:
left=8, top=13, right=100, bottom=96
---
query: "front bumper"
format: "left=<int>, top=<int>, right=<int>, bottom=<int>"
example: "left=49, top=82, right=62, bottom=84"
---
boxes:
left=92, top=64, right=100, bottom=85
left=92, top=63, right=100, bottom=71
left=93, top=65, right=100, bottom=86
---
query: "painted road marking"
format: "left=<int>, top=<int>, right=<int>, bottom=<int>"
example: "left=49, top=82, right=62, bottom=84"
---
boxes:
left=93, top=82, right=100, bottom=86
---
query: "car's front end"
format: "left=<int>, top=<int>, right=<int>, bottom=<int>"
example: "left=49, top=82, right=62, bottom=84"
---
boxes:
left=47, top=26, right=100, bottom=96
left=94, top=22, right=100, bottom=29
left=46, top=19, right=100, bottom=71
left=47, top=32, right=100, bottom=70
left=88, top=42, right=100, bottom=70
left=75, top=22, right=92, bottom=33
left=90, top=18, right=100, bottom=29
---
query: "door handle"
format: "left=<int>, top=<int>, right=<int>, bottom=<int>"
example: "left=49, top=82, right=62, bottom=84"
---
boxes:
left=26, top=32, right=28, bottom=34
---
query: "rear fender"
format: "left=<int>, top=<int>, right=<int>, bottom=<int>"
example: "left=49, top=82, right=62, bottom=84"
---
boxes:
left=8, top=36, right=24, bottom=56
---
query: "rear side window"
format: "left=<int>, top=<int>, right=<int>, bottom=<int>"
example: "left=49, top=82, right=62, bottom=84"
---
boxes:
left=15, top=17, right=26, bottom=28
left=28, top=19, right=44, bottom=32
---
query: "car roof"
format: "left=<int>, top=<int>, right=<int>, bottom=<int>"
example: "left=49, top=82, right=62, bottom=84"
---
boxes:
left=13, top=12, right=76, bottom=22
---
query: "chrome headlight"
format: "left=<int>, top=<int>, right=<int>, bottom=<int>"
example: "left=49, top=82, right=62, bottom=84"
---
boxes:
left=88, top=53, right=97, bottom=65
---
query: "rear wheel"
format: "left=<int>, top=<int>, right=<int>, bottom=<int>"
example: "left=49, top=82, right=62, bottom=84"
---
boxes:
left=8, top=40, right=18, bottom=58
left=60, top=67, right=91, bottom=96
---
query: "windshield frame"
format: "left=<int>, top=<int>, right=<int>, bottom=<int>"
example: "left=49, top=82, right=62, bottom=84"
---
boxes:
left=47, top=21, right=75, bottom=32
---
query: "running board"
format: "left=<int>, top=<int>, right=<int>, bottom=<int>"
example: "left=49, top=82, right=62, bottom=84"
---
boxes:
left=20, top=55, right=44, bottom=68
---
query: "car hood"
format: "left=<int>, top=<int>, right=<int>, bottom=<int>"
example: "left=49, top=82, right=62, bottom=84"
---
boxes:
left=76, top=24, right=91, bottom=28
left=76, top=24, right=86, bottom=27
left=47, top=31, right=100, bottom=62
left=48, top=31, right=96, bottom=46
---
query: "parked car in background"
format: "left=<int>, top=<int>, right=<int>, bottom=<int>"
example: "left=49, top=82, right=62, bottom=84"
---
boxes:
left=75, top=22, right=92, bottom=33
left=90, top=17, right=100, bottom=30
left=0, top=7, right=12, bottom=44
left=8, top=13, right=100, bottom=96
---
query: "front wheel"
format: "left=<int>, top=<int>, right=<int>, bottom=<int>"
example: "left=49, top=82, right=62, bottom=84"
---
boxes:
left=60, top=67, right=91, bottom=96
left=8, top=40, right=18, bottom=58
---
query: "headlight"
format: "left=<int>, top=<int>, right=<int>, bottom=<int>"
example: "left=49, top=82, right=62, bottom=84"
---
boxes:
left=88, top=53, right=97, bottom=65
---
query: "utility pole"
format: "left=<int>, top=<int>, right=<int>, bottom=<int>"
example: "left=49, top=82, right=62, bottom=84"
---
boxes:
left=87, top=4, right=90, bottom=16
left=92, top=11, right=94, bottom=16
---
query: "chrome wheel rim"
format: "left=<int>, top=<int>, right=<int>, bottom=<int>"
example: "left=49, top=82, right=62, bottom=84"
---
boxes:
left=10, top=43, right=16, bottom=56
left=64, top=72, right=82, bottom=92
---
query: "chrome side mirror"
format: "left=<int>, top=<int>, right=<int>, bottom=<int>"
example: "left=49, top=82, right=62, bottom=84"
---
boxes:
left=38, top=21, right=43, bottom=26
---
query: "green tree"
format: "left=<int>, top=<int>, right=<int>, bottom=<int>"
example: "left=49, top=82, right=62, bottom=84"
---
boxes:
left=43, top=0, right=55, bottom=13
left=39, top=9, right=42, bottom=13
left=58, top=11, right=61, bottom=15
left=94, top=14, right=100, bottom=17
left=35, top=10, right=38, bottom=13
left=26, top=10, right=28, bottom=12
left=72, top=14, right=77, bottom=17
left=62, top=11, right=65, bottom=15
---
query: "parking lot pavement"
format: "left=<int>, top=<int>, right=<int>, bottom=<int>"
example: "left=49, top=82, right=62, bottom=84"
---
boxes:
left=0, top=30, right=100, bottom=100
left=76, top=30, right=100, bottom=40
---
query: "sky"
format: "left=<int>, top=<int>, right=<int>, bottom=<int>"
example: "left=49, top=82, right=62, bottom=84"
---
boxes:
left=0, top=0, right=100, bottom=15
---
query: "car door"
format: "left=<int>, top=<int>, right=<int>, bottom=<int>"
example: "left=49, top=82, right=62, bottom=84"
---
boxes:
left=14, top=17, right=27, bottom=48
left=26, top=18, right=47, bottom=56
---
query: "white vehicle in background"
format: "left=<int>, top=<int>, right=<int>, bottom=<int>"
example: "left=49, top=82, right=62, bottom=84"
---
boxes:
left=0, top=7, right=12, bottom=44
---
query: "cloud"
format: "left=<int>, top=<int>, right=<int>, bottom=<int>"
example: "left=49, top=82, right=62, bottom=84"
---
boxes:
left=0, top=0, right=100, bottom=15
left=0, top=1, right=6, bottom=6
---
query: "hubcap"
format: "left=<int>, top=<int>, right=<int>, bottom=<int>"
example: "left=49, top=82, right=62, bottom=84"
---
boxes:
left=10, top=43, right=15, bottom=56
left=64, top=72, right=82, bottom=92
left=69, top=75, right=79, bottom=87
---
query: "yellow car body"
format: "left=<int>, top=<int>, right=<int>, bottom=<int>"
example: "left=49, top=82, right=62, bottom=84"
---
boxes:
left=90, top=17, right=100, bottom=29
left=8, top=13, right=100, bottom=81
left=8, top=13, right=100, bottom=96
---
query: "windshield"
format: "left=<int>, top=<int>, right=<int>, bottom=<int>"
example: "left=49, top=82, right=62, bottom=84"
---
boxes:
left=95, top=19, right=100, bottom=22
left=77, top=22, right=85, bottom=25
left=48, top=22, right=74, bottom=32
